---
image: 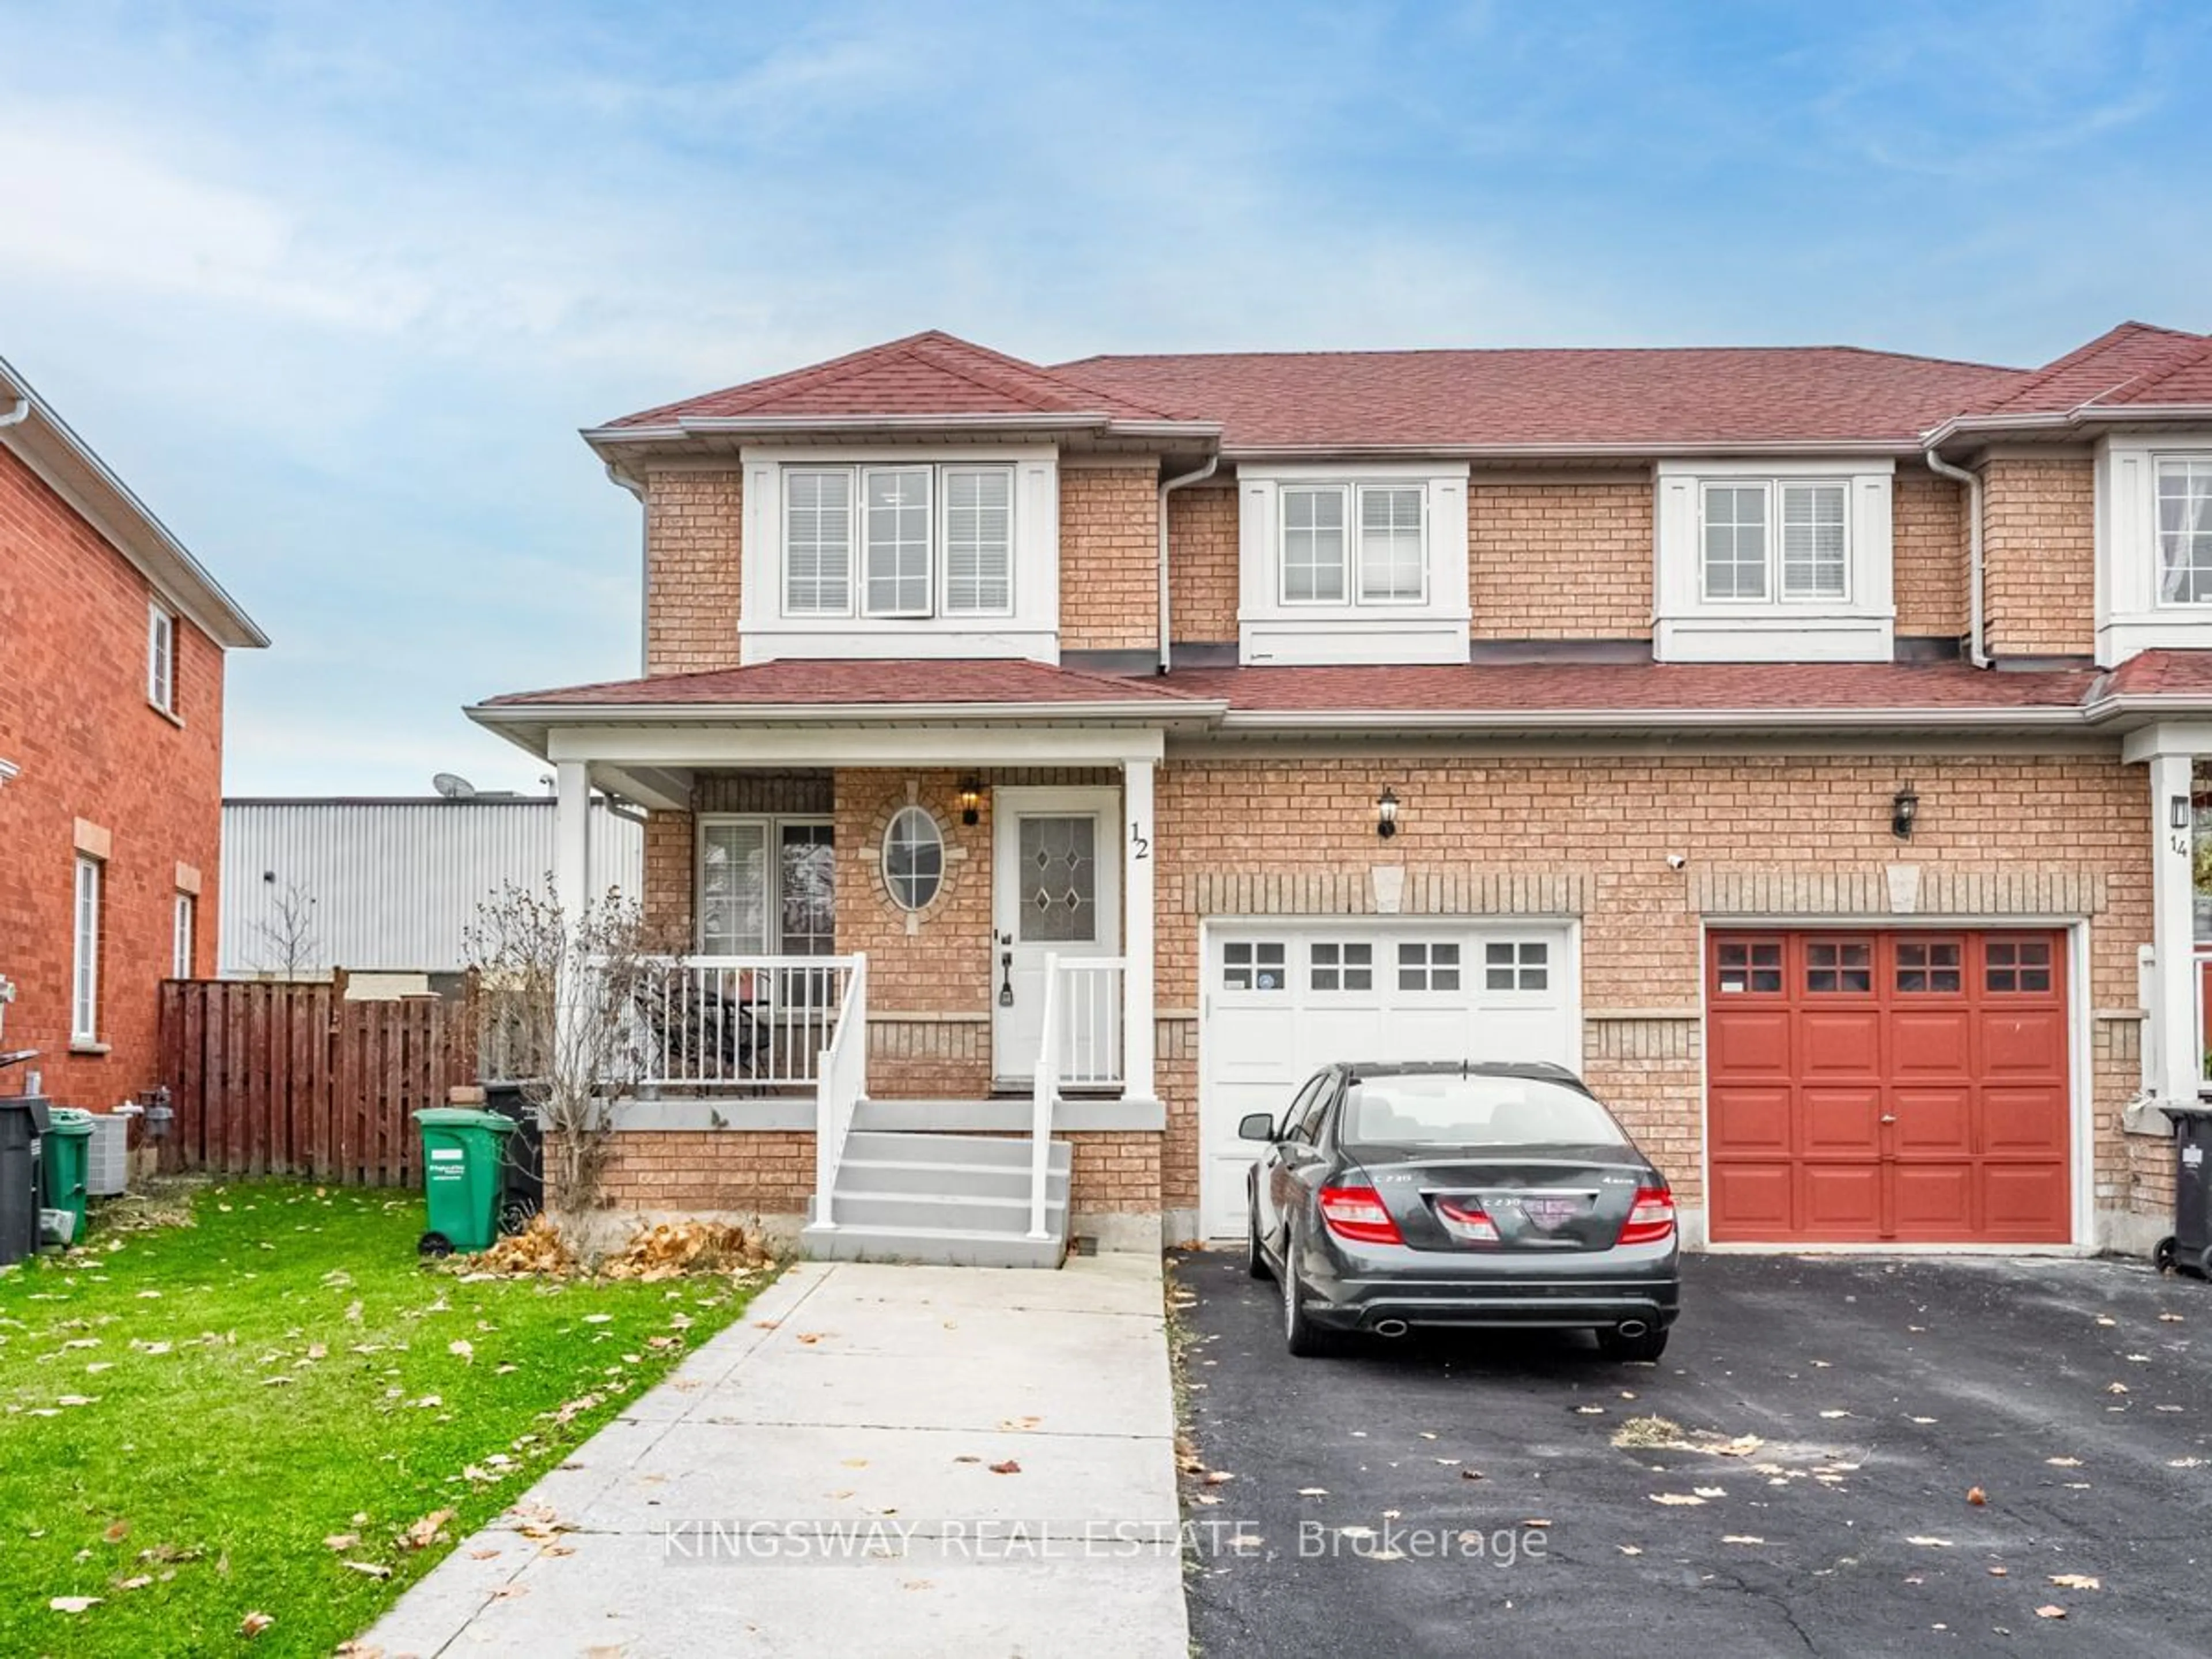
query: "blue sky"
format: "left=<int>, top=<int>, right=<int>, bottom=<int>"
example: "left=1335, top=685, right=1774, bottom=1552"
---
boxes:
left=3, top=0, right=2208, bottom=794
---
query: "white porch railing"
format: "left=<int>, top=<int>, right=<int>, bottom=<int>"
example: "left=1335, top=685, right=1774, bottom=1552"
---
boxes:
left=812, top=954, right=869, bottom=1230
left=1029, top=953, right=1063, bottom=1240
left=1056, top=957, right=1125, bottom=1089
left=631, top=956, right=857, bottom=1090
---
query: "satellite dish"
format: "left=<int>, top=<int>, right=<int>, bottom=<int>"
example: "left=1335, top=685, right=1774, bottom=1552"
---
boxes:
left=432, top=772, right=477, bottom=800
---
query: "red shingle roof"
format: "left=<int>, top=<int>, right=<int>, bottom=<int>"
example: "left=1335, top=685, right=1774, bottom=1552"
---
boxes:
left=2103, top=650, right=2212, bottom=698
left=1968, top=322, right=2212, bottom=418
left=1160, top=661, right=2100, bottom=714
left=602, top=331, right=1181, bottom=430
left=1051, top=347, right=2025, bottom=451
left=479, top=657, right=1211, bottom=709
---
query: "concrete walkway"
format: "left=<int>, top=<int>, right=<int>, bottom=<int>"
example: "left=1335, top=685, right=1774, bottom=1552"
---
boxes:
left=361, top=1255, right=1187, bottom=1658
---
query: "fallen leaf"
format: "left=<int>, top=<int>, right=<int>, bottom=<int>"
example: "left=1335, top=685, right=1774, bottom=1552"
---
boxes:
left=116, top=1575, right=153, bottom=1591
left=1521, top=1519, right=1551, bottom=1529
left=2107, top=1382, right=2130, bottom=1395
left=343, top=1561, right=392, bottom=1579
left=1649, top=1493, right=1706, bottom=1506
left=988, top=1460, right=1022, bottom=1475
left=259, top=1376, right=294, bottom=1388
left=1459, top=1469, right=1484, bottom=1482
left=1989, top=1567, right=2009, bottom=1577
left=2094, top=1316, right=2117, bottom=1327
left=1967, top=1487, right=1987, bottom=1506
left=2159, top=1312, right=2184, bottom=1323
left=1575, top=1406, right=1605, bottom=1415
left=469, top=1548, right=502, bottom=1560
left=581, top=1314, right=613, bottom=1325
left=2048, top=1574, right=2101, bottom=1590
left=1817, top=1410, right=1850, bottom=1419
left=2168, top=1457, right=2205, bottom=1468
left=2036, top=1606, right=2067, bottom=1620
left=2046, top=1456, right=2083, bottom=1468
left=323, top=1533, right=361, bottom=1552
left=50, top=1596, right=101, bottom=1613
left=400, top=1509, right=455, bottom=1551
left=240, top=1612, right=275, bottom=1637
left=56, top=1395, right=97, bottom=1407
left=1722, top=1535, right=1767, bottom=1545
left=1618, top=1544, right=1643, bottom=1556
left=306, top=1343, right=328, bottom=1361
left=449, top=1340, right=474, bottom=1363
left=794, top=1332, right=823, bottom=1345
left=1692, top=1486, right=1726, bottom=1499
left=1908, top=1415, right=1937, bottom=1425
left=1296, top=1487, right=1328, bottom=1498
left=1203, top=1470, right=1235, bottom=1485
left=103, top=1520, right=129, bottom=1543
left=1907, top=1536, right=1954, bottom=1548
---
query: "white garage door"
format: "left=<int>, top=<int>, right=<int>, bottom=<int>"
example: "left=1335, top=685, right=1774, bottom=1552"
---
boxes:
left=1199, top=921, right=1577, bottom=1238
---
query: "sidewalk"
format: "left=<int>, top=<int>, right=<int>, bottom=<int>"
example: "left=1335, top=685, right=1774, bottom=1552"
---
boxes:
left=359, top=1254, right=1187, bottom=1658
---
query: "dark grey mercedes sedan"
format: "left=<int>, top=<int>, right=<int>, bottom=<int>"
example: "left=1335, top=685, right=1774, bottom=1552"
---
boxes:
left=1241, top=1060, right=1681, bottom=1359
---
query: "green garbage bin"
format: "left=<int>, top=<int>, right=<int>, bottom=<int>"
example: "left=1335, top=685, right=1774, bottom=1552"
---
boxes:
left=411, top=1108, right=517, bottom=1256
left=40, top=1108, right=93, bottom=1247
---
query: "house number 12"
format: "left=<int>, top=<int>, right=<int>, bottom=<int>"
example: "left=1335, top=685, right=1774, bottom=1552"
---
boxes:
left=1130, top=820, right=1151, bottom=860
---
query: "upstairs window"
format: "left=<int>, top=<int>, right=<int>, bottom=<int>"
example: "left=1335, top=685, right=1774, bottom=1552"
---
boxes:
left=783, top=463, right=1013, bottom=620
left=147, top=602, right=176, bottom=713
left=1700, top=481, right=1848, bottom=603
left=2157, top=457, right=2212, bottom=605
left=1279, top=484, right=1427, bottom=607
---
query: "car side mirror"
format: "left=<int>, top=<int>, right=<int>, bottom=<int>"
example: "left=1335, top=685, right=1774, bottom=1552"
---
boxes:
left=1237, top=1111, right=1278, bottom=1143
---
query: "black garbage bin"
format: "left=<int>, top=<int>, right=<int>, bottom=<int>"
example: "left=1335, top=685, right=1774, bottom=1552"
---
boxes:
left=0, top=1095, right=51, bottom=1267
left=484, top=1082, right=544, bottom=1233
left=2155, top=1101, right=2212, bottom=1278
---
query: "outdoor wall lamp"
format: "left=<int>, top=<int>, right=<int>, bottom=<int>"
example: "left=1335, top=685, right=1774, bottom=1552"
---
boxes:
left=959, top=777, right=982, bottom=827
left=2173, top=795, right=2194, bottom=833
left=1891, top=783, right=1919, bottom=840
left=1377, top=786, right=1400, bottom=840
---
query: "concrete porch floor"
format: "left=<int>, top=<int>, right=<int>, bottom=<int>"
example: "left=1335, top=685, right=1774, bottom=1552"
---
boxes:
left=358, top=1255, right=1186, bottom=1658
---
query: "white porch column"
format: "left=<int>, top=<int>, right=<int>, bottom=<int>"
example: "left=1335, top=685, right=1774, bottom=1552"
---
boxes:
left=553, top=760, right=593, bottom=923
left=2124, top=724, right=2209, bottom=1107
left=1123, top=756, right=1156, bottom=1101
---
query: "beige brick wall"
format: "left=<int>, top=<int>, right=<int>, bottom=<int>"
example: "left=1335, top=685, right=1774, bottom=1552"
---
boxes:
left=1982, top=456, right=2095, bottom=658
left=1893, top=468, right=1968, bottom=639
left=1152, top=751, right=2152, bottom=1217
left=1168, top=484, right=1239, bottom=645
left=1468, top=479, right=1652, bottom=639
left=597, top=1129, right=816, bottom=1215
left=1058, top=465, right=1158, bottom=652
left=643, top=469, right=744, bottom=676
left=642, top=809, right=694, bottom=943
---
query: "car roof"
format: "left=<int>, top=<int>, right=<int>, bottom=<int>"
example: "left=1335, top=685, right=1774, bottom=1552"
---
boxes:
left=1339, top=1059, right=1585, bottom=1085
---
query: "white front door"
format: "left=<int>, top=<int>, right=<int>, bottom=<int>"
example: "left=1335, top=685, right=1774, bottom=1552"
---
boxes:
left=992, top=787, right=1121, bottom=1084
left=1198, top=920, right=1578, bottom=1238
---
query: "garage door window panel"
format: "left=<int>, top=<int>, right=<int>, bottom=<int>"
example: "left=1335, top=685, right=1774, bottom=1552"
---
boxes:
left=1397, top=940, right=1462, bottom=993
left=1895, top=939, right=1963, bottom=994
left=1805, top=940, right=1874, bottom=994
left=1984, top=938, right=2052, bottom=994
left=1222, top=940, right=1287, bottom=993
left=1714, top=938, right=1784, bottom=995
left=1309, top=941, right=1374, bottom=993
left=1483, top=940, right=1548, bottom=993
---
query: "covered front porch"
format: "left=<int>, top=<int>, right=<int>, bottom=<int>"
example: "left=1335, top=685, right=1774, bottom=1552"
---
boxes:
left=470, top=666, right=1218, bottom=1264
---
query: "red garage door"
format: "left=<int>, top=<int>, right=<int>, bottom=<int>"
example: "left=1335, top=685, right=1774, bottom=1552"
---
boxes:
left=1707, top=931, right=2071, bottom=1244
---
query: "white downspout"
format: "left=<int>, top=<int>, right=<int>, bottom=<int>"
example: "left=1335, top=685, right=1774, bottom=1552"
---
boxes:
left=1156, top=456, right=1219, bottom=674
left=0, top=398, right=29, bottom=430
left=1923, top=445, right=1989, bottom=669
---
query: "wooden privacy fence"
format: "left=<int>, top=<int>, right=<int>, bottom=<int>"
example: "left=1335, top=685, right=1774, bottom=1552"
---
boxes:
left=157, top=979, right=478, bottom=1186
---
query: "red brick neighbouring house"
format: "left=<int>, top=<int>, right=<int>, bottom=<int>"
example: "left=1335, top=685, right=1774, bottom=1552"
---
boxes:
left=468, top=323, right=2212, bottom=1264
left=0, top=357, right=266, bottom=1109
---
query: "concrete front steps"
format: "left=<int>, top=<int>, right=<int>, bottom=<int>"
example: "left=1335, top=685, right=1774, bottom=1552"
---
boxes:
left=799, top=1124, right=1072, bottom=1269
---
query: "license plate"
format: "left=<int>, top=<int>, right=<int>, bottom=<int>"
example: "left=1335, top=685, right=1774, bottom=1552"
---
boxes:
left=1518, top=1196, right=1586, bottom=1229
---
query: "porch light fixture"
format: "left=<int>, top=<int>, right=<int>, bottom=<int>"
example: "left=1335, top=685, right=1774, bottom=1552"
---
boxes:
left=2173, top=795, right=2193, bottom=833
left=959, top=776, right=982, bottom=827
left=1891, top=783, right=1919, bottom=841
left=1376, top=786, right=1400, bottom=840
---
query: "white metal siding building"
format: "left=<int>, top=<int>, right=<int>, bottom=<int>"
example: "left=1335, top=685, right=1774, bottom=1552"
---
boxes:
left=219, top=797, right=645, bottom=977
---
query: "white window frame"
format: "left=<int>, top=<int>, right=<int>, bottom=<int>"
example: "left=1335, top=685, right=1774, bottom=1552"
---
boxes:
left=862, top=465, right=935, bottom=619
left=172, top=891, right=195, bottom=979
left=73, top=856, right=101, bottom=1043
left=1697, top=479, right=1851, bottom=605
left=695, top=814, right=835, bottom=956
left=880, top=805, right=945, bottom=912
left=781, top=462, right=1017, bottom=623
left=147, top=601, right=176, bottom=713
left=1276, top=483, right=1430, bottom=609
left=2153, top=453, right=2212, bottom=609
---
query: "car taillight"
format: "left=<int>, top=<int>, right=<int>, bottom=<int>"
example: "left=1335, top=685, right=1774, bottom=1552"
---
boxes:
left=1434, top=1196, right=1499, bottom=1244
left=1619, top=1186, right=1676, bottom=1246
left=1318, top=1185, right=1403, bottom=1247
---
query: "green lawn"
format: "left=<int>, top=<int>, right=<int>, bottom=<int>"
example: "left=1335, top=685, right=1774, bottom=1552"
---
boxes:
left=0, top=1182, right=764, bottom=1657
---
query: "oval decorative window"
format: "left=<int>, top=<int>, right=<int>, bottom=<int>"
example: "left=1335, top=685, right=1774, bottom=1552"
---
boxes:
left=882, top=805, right=945, bottom=911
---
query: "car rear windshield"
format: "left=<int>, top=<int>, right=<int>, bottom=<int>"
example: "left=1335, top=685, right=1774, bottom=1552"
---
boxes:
left=1342, top=1073, right=1628, bottom=1147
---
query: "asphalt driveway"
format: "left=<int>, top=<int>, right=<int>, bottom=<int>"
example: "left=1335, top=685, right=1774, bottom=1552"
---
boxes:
left=1176, top=1250, right=2212, bottom=1658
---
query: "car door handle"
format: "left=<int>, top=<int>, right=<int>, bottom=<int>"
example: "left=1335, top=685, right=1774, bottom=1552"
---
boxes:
left=1880, top=1114, right=1898, bottom=1124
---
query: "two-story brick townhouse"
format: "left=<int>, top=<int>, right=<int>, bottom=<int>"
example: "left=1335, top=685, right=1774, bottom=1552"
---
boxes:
left=469, top=321, right=2212, bottom=1267
left=0, top=355, right=266, bottom=1111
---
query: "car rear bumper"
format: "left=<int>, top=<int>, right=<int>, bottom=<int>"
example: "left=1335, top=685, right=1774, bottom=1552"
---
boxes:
left=1303, top=1280, right=1680, bottom=1333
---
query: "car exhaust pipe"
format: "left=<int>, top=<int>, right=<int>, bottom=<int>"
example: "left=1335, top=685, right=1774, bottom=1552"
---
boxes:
left=1614, top=1320, right=1649, bottom=1340
left=1372, top=1319, right=1410, bottom=1339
